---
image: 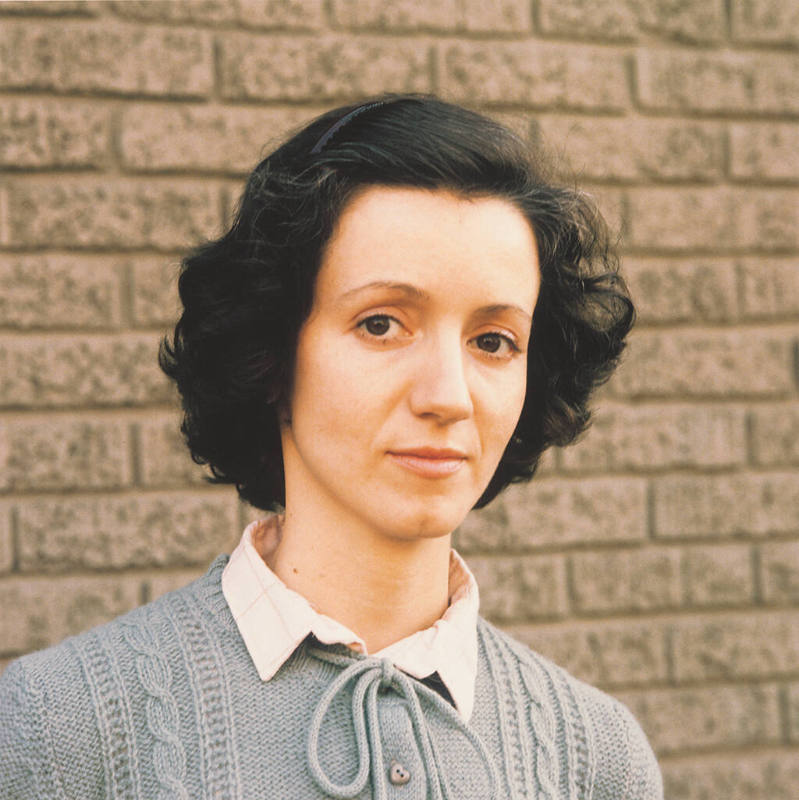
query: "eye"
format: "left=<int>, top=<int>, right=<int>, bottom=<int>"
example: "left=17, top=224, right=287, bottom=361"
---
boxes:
left=472, top=332, right=519, bottom=358
left=357, top=314, right=401, bottom=338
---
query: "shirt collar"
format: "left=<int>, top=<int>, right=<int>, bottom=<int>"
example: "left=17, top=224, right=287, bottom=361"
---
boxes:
left=221, top=517, right=480, bottom=722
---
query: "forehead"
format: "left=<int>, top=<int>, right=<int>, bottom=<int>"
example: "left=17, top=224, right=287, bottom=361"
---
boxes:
left=316, top=185, right=539, bottom=308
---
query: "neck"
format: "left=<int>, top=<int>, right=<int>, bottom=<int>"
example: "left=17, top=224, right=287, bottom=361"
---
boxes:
left=260, top=505, right=452, bottom=654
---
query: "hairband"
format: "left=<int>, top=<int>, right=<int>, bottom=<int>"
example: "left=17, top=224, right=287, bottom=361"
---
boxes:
left=310, top=100, right=390, bottom=155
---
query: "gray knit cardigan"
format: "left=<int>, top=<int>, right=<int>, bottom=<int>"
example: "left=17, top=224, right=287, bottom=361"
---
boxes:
left=0, top=555, right=663, bottom=799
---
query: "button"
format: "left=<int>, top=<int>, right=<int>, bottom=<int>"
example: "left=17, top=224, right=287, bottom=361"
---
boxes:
left=389, top=761, right=411, bottom=785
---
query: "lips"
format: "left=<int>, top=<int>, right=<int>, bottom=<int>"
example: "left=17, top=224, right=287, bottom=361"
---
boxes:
left=392, top=447, right=467, bottom=459
left=387, top=447, right=467, bottom=478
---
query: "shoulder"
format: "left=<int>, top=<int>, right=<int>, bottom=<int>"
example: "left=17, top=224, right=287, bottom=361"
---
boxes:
left=4, top=553, right=231, bottom=683
left=0, top=556, right=232, bottom=799
left=477, top=617, right=663, bottom=800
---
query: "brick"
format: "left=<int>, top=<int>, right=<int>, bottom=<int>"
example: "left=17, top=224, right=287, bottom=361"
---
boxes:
left=467, top=554, right=567, bottom=622
left=654, top=473, right=799, bottom=539
left=637, top=50, right=799, bottom=114
left=0, top=185, right=8, bottom=244
left=0, top=99, right=109, bottom=169
left=218, top=33, right=432, bottom=101
left=0, top=255, right=122, bottom=330
left=751, top=404, right=799, bottom=466
left=6, top=179, right=221, bottom=250
left=331, top=0, right=530, bottom=32
left=570, top=548, right=681, bottom=614
left=129, top=256, right=181, bottom=328
left=683, top=545, right=754, bottom=607
left=0, top=427, right=5, bottom=491
left=119, top=105, right=313, bottom=174
left=739, top=259, right=799, bottom=319
left=137, top=415, right=210, bottom=488
left=460, top=0, right=531, bottom=31
left=0, top=574, right=142, bottom=655
left=0, top=333, right=172, bottom=408
left=0, top=505, right=11, bottom=574
left=760, top=541, right=799, bottom=604
left=440, top=42, right=628, bottom=110
left=486, top=111, right=533, bottom=142
left=612, top=329, right=795, bottom=400
left=538, top=0, right=639, bottom=39
left=534, top=448, right=555, bottom=476
left=0, top=1, right=96, bottom=14
left=539, top=0, right=725, bottom=43
left=236, top=0, right=325, bottom=29
left=663, top=752, right=799, bottom=800
left=586, top=188, right=625, bottom=240
left=654, top=1, right=726, bottom=42
left=625, top=188, right=799, bottom=252
left=0, top=22, right=212, bottom=97
left=4, top=417, right=131, bottom=491
left=671, top=611, right=799, bottom=682
left=455, top=477, right=647, bottom=552
left=731, top=124, right=799, bottom=181
left=146, top=567, right=210, bottom=601
left=560, top=403, right=746, bottom=473
left=617, top=684, right=782, bottom=755
left=731, top=0, right=799, bottom=44
left=537, top=117, right=723, bottom=183
left=623, top=259, right=739, bottom=324
left=108, top=0, right=236, bottom=23
left=790, top=684, right=799, bottom=742
left=219, top=184, right=241, bottom=235
left=511, top=618, right=668, bottom=688
left=16, top=491, right=239, bottom=573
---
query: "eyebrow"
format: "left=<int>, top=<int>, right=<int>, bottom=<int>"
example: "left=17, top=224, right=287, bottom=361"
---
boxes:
left=338, top=280, right=533, bottom=321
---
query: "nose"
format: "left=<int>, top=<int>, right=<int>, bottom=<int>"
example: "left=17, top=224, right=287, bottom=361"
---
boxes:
left=408, top=333, right=473, bottom=423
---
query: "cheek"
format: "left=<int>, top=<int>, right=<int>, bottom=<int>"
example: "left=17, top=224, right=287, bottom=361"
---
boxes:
left=483, top=365, right=527, bottom=448
left=291, top=335, right=375, bottom=438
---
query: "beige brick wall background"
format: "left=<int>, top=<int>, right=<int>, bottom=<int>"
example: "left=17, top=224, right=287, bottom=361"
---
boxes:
left=0, top=0, right=798, bottom=797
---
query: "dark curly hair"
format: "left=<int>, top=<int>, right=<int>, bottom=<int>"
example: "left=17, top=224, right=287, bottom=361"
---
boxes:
left=159, top=93, right=634, bottom=512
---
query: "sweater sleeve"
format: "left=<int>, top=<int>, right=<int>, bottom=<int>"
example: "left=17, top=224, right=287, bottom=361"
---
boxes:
left=574, top=677, right=663, bottom=800
left=0, top=659, right=61, bottom=800
left=608, top=696, right=663, bottom=800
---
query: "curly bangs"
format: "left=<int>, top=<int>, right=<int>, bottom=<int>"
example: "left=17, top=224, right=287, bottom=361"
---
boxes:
left=159, top=93, right=634, bottom=512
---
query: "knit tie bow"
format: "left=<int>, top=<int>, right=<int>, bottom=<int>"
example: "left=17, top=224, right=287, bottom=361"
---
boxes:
left=307, top=648, right=498, bottom=800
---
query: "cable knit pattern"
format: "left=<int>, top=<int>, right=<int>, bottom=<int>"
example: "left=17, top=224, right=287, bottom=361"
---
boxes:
left=482, top=621, right=561, bottom=800
left=77, top=630, right=140, bottom=799
left=121, top=619, right=187, bottom=800
left=553, top=665, right=594, bottom=799
left=521, top=662, right=561, bottom=799
left=481, top=622, right=535, bottom=798
left=502, top=628, right=595, bottom=800
left=165, top=585, right=240, bottom=796
left=0, top=558, right=663, bottom=800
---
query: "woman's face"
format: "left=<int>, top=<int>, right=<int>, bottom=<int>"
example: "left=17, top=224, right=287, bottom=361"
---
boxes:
left=280, top=186, right=540, bottom=541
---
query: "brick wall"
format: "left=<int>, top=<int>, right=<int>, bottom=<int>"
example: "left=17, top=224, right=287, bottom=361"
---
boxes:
left=1, top=1, right=798, bottom=797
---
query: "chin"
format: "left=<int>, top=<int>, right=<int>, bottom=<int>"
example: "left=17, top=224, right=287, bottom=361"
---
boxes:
left=376, top=496, right=473, bottom=541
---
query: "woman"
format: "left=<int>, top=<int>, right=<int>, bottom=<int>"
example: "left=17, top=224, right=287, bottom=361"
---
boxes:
left=0, top=94, right=662, bottom=799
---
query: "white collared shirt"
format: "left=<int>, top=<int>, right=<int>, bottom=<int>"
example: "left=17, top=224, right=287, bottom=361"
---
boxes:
left=221, top=516, right=480, bottom=722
